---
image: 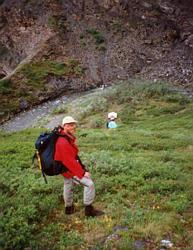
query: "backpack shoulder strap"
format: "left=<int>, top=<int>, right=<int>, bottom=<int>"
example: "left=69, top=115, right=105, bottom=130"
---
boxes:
left=53, top=126, right=72, bottom=144
left=55, top=133, right=71, bottom=143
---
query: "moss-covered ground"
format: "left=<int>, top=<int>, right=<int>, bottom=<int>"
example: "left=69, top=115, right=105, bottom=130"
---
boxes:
left=0, top=81, right=193, bottom=249
left=0, top=59, right=84, bottom=122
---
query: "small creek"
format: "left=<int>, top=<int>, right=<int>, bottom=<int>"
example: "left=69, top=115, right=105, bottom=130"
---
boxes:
left=0, top=89, right=98, bottom=132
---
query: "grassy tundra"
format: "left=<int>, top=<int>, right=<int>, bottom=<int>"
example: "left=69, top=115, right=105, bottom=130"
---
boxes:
left=0, top=81, right=193, bottom=249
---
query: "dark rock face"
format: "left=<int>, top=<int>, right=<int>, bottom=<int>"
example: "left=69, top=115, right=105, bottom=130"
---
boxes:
left=0, top=0, right=193, bottom=85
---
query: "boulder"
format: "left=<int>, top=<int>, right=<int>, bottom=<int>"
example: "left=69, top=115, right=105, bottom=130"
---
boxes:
left=19, top=98, right=29, bottom=110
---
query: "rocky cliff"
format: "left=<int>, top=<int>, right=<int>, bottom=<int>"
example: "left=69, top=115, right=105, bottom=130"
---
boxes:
left=0, top=0, right=193, bottom=122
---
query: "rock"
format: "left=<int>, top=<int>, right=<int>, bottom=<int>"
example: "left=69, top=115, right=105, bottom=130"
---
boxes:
left=113, top=225, right=129, bottom=233
left=141, top=2, right=153, bottom=10
left=105, top=233, right=120, bottom=243
left=146, top=59, right=152, bottom=64
left=174, top=7, right=181, bottom=16
left=19, top=26, right=27, bottom=32
left=184, top=34, right=193, bottom=48
left=54, top=100, right=61, bottom=105
left=134, top=240, right=146, bottom=250
left=38, top=95, right=46, bottom=102
left=180, top=31, right=192, bottom=42
left=19, top=98, right=28, bottom=110
left=160, top=239, right=173, bottom=248
left=100, top=225, right=129, bottom=246
left=0, top=15, right=7, bottom=29
left=189, top=19, right=193, bottom=26
left=139, top=54, right=146, bottom=60
left=143, top=40, right=152, bottom=45
left=159, top=3, right=175, bottom=14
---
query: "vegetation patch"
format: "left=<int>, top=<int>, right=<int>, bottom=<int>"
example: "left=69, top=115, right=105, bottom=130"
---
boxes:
left=48, top=15, right=67, bottom=32
left=85, top=28, right=106, bottom=51
left=86, top=28, right=105, bottom=44
left=0, top=81, right=193, bottom=249
left=0, top=59, right=85, bottom=122
left=20, top=59, right=84, bottom=87
left=0, top=78, right=12, bottom=95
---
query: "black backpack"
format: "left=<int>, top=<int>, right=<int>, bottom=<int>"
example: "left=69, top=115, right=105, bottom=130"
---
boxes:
left=33, top=126, right=68, bottom=183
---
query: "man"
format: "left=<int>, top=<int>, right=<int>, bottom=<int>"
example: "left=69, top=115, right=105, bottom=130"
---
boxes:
left=107, top=112, right=118, bottom=129
left=54, top=116, right=104, bottom=217
left=106, top=118, right=118, bottom=129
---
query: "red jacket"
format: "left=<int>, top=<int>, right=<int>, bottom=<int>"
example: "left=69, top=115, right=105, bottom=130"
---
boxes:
left=54, top=132, right=85, bottom=179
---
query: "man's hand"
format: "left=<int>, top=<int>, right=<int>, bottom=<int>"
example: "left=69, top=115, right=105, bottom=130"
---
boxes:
left=84, top=171, right=91, bottom=179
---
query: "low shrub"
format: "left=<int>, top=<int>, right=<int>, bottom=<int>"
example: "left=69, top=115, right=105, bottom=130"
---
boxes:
left=1, top=81, right=193, bottom=249
left=86, top=28, right=105, bottom=44
left=0, top=79, right=12, bottom=95
left=90, top=117, right=104, bottom=128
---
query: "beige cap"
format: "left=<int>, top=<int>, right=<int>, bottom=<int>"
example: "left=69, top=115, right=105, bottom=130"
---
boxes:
left=62, top=116, right=78, bottom=125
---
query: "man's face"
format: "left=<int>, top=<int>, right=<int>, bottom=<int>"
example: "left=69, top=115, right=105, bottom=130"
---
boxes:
left=63, top=122, right=77, bottom=135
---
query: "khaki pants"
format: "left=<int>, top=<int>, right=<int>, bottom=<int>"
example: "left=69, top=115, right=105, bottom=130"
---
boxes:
left=63, top=176, right=95, bottom=207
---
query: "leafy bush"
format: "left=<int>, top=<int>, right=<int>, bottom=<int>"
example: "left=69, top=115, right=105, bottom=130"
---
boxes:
left=0, top=79, right=12, bottom=95
left=119, top=106, right=136, bottom=124
left=52, top=104, right=68, bottom=114
left=86, top=28, right=105, bottom=44
left=90, top=117, right=104, bottom=128
left=68, top=96, right=108, bottom=121
left=133, top=82, right=171, bottom=98
left=20, top=60, right=84, bottom=87
left=59, top=232, right=84, bottom=248
left=48, top=15, right=67, bottom=32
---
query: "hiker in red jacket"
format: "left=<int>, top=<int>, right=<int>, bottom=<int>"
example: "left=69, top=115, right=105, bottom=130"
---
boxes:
left=54, top=116, right=104, bottom=217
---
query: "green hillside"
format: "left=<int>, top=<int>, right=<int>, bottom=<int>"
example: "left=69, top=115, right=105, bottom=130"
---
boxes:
left=0, top=82, right=193, bottom=249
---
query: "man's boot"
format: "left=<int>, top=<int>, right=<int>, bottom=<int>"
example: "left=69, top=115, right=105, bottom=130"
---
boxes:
left=85, top=205, right=104, bottom=217
left=65, top=205, right=75, bottom=215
